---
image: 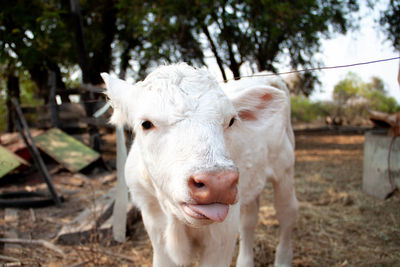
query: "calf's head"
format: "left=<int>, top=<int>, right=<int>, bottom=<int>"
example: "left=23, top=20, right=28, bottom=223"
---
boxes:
left=101, top=64, right=288, bottom=226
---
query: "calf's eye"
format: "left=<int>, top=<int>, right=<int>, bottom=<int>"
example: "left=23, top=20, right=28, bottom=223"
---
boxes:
left=228, top=117, right=235, bottom=127
left=142, top=120, right=154, bottom=130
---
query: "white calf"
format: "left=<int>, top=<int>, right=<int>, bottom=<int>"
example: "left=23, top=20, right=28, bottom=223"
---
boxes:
left=101, top=63, right=298, bottom=267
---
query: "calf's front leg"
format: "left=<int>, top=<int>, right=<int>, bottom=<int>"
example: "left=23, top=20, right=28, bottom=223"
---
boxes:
left=272, top=168, right=298, bottom=267
left=236, top=196, right=260, bottom=267
left=141, top=207, right=178, bottom=267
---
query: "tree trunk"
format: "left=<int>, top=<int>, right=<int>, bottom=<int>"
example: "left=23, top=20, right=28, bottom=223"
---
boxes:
left=202, top=25, right=227, bottom=82
left=48, top=62, right=70, bottom=103
left=227, top=44, right=240, bottom=80
left=48, top=70, right=59, bottom=127
left=6, top=74, right=20, bottom=133
left=119, top=39, right=139, bottom=80
left=397, top=41, right=400, bottom=87
left=69, top=0, right=91, bottom=84
left=28, top=64, right=49, bottom=103
left=90, top=0, right=117, bottom=84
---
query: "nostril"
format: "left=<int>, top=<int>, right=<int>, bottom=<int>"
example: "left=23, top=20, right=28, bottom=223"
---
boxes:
left=194, top=182, right=205, bottom=188
left=189, top=176, right=207, bottom=190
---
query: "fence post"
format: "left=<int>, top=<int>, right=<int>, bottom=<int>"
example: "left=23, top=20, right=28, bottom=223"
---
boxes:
left=112, top=125, right=128, bottom=242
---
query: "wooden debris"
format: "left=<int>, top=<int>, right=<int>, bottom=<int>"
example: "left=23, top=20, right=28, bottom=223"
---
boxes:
left=100, top=171, right=117, bottom=185
left=56, top=186, right=139, bottom=245
left=0, top=238, right=65, bottom=257
left=12, top=99, right=62, bottom=206
left=0, top=255, right=20, bottom=265
left=4, top=209, right=20, bottom=252
left=0, top=130, right=43, bottom=154
left=33, top=128, right=100, bottom=173
left=0, top=145, right=29, bottom=178
left=56, top=173, right=86, bottom=187
left=56, top=188, right=116, bottom=244
left=369, top=110, right=400, bottom=136
left=29, top=208, right=36, bottom=223
left=100, top=202, right=138, bottom=241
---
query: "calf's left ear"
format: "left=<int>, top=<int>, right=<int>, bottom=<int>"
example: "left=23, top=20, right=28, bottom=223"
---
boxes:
left=230, top=84, right=289, bottom=127
left=101, top=73, right=134, bottom=126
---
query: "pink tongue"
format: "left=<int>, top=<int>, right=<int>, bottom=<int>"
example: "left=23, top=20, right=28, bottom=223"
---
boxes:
left=188, top=203, right=229, bottom=222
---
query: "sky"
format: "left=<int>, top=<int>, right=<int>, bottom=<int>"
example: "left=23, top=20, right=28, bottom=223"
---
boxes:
left=311, top=2, right=399, bottom=102
left=206, top=1, right=399, bottom=103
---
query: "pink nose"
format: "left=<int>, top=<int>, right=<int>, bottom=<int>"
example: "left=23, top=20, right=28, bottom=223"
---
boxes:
left=188, top=170, right=239, bottom=205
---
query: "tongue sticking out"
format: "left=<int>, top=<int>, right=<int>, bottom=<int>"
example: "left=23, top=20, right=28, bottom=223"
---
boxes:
left=184, top=203, right=229, bottom=222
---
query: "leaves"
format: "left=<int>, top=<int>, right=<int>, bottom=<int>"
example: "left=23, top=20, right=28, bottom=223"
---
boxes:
left=0, top=0, right=362, bottom=98
left=379, top=0, right=400, bottom=50
left=333, top=72, right=399, bottom=113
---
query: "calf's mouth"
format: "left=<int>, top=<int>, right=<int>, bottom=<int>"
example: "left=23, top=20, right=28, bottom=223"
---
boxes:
left=182, top=203, right=229, bottom=222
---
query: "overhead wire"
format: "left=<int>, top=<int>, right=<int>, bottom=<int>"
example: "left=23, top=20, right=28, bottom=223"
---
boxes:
left=25, top=56, right=400, bottom=106
left=225, top=56, right=400, bottom=81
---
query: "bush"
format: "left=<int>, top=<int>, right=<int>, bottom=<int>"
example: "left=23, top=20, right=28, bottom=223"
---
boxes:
left=364, top=90, right=400, bottom=113
left=290, top=95, right=331, bottom=123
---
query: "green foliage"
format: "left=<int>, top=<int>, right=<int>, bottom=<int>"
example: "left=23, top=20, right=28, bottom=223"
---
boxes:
left=18, top=72, right=44, bottom=107
left=0, top=0, right=363, bottom=122
left=1, top=0, right=361, bottom=87
left=291, top=72, right=400, bottom=125
left=333, top=72, right=363, bottom=103
left=291, top=95, right=331, bottom=123
left=379, top=0, right=400, bottom=50
left=0, top=71, right=43, bottom=133
left=330, top=72, right=400, bottom=124
left=364, top=90, right=400, bottom=113
left=333, top=72, right=399, bottom=113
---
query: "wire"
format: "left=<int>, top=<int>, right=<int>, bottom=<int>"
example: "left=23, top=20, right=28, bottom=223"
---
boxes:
left=23, top=56, right=400, bottom=107
left=228, top=56, right=400, bottom=81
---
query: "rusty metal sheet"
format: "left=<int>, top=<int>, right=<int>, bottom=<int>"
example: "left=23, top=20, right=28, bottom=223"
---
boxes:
left=33, top=128, right=100, bottom=172
left=0, top=145, right=28, bottom=178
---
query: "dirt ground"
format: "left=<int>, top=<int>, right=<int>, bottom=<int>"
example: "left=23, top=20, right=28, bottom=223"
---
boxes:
left=1, top=132, right=399, bottom=266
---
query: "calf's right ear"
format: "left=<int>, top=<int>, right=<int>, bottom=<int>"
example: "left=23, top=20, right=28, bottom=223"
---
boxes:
left=100, top=73, right=134, bottom=126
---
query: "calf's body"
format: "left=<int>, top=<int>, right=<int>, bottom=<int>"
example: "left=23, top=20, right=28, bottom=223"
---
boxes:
left=101, top=64, right=298, bottom=266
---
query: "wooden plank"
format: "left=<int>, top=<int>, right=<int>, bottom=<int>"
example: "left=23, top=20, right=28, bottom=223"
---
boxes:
left=112, top=125, right=128, bottom=242
left=100, top=202, right=138, bottom=242
left=0, top=145, right=26, bottom=178
left=13, top=99, right=62, bottom=207
left=33, top=128, right=100, bottom=173
left=4, top=208, right=20, bottom=252
left=56, top=188, right=116, bottom=244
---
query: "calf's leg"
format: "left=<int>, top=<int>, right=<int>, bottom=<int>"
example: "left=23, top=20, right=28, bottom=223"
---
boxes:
left=236, top=196, right=260, bottom=267
left=272, top=169, right=298, bottom=267
left=198, top=229, right=238, bottom=267
left=141, top=208, right=178, bottom=267
left=199, top=206, right=240, bottom=267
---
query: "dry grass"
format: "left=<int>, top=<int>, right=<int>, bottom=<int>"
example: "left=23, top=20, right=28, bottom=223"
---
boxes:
left=1, top=133, right=399, bottom=266
left=254, top=134, right=400, bottom=267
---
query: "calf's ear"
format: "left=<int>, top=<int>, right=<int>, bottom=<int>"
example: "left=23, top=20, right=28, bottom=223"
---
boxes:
left=101, top=73, right=134, bottom=126
left=230, top=84, right=289, bottom=128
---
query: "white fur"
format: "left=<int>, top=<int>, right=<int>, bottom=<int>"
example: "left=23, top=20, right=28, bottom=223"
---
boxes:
left=101, top=63, right=298, bottom=267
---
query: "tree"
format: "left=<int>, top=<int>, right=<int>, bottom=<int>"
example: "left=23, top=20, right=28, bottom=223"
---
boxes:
left=333, top=72, right=399, bottom=114
left=0, top=0, right=363, bottom=108
left=379, top=0, right=400, bottom=51
left=193, top=0, right=359, bottom=86
left=0, top=1, right=73, bottom=103
left=333, top=72, right=363, bottom=104
left=132, top=0, right=205, bottom=79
